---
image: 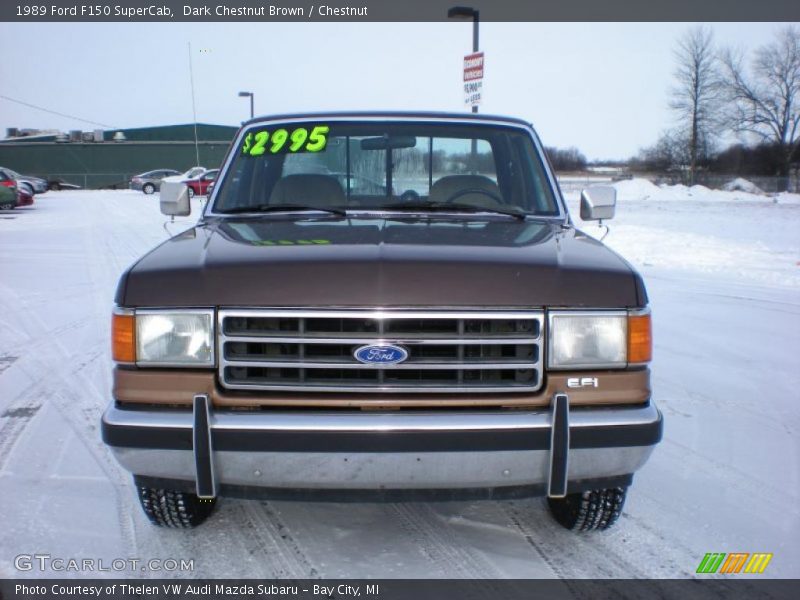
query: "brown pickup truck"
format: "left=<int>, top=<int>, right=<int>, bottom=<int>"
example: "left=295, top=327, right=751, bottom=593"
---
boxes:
left=102, top=112, right=662, bottom=530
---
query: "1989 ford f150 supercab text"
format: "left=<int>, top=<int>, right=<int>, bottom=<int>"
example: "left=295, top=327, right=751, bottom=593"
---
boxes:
left=101, top=112, right=662, bottom=530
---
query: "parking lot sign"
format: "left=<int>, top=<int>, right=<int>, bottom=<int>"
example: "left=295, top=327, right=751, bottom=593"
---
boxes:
left=463, top=52, right=484, bottom=107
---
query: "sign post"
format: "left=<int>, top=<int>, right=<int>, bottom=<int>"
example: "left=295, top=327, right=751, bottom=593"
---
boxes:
left=463, top=51, right=484, bottom=108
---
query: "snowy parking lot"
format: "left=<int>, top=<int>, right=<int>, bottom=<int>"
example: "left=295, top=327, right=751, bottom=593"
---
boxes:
left=0, top=185, right=798, bottom=579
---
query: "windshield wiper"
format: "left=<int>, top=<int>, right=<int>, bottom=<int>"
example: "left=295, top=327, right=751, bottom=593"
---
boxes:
left=218, top=204, right=347, bottom=217
left=380, top=202, right=527, bottom=220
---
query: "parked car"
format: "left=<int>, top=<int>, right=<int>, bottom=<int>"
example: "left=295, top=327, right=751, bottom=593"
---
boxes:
left=0, top=167, right=47, bottom=195
left=182, top=166, right=207, bottom=180
left=16, top=186, right=34, bottom=207
left=184, top=169, right=218, bottom=198
left=130, top=170, right=181, bottom=194
left=0, top=169, right=16, bottom=190
left=162, top=166, right=207, bottom=186
left=0, top=175, right=32, bottom=209
left=46, top=178, right=82, bottom=191
left=103, top=112, right=661, bottom=531
left=0, top=178, right=16, bottom=210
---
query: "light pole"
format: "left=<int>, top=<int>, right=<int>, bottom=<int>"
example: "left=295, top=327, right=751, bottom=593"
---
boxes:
left=447, top=6, right=480, bottom=114
left=238, top=91, right=254, bottom=119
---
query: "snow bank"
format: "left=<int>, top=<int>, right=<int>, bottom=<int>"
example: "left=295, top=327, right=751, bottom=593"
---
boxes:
left=722, top=177, right=764, bottom=194
left=612, top=177, right=800, bottom=204
left=610, top=178, right=662, bottom=200
left=773, top=192, right=800, bottom=205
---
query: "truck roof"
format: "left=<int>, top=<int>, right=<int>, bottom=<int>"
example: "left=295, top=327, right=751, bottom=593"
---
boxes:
left=242, top=111, right=533, bottom=128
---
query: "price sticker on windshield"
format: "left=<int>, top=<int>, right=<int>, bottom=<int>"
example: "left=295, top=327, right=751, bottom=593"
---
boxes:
left=241, top=125, right=329, bottom=156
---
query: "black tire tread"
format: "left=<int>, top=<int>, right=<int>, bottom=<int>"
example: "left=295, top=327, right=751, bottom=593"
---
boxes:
left=137, top=486, right=216, bottom=528
left=547, top=486, right=627, bottom=532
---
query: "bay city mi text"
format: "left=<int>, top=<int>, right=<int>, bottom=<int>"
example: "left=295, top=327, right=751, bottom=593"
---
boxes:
left=15, top=584, right=380, bottom=597
left=15, top=4, right=368, bottom=17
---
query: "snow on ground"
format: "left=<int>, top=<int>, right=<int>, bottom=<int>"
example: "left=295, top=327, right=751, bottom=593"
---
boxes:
left=0, top=189, right=798, bottom=580
left=568, top=179, right=800, bottom=290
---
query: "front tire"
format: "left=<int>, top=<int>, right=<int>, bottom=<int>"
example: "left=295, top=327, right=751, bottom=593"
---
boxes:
left=547, top=486, right=627, bottom=531
left=142, top=183, right=156, bottom=195
left=137, top=485, right=216, bottom=528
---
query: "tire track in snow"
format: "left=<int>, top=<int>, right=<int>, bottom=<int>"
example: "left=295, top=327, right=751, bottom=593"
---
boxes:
left=501, top=502, right=576, bottom=581
left=226, top=500, right=321, bottom=578
left=0, top=405, right=42, bottom=471
left=502, top=500, right=670, bottom=582
left=19, top=352, right=139, bottom=555
left=0, top=265, right=139, bottom=558
left=389, top=503, right=504, bottom=580
left=0, top=355, right=18, bottom=375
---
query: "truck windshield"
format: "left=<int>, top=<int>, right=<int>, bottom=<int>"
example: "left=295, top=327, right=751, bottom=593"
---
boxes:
left=212, top=121, right=560, bottom=217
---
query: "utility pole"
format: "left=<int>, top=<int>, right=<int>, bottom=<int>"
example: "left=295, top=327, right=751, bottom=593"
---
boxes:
left=188, top=42, right=200, bottom=166
left=447, top=6, right=480, bottom=114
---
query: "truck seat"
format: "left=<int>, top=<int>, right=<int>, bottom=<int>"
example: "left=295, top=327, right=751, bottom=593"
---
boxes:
left=269, top=174, right=346, bottom=207
left=428, top=174, right=501, bottom=205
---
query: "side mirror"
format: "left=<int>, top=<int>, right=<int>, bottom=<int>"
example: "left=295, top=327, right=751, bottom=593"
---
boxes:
left=580, top=186, right=616, bottom=221
left=160, top=181, right=191, bottom=217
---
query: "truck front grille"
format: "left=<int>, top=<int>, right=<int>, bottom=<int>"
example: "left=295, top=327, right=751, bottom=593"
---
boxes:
left=218, top=310, right=544, bottom=393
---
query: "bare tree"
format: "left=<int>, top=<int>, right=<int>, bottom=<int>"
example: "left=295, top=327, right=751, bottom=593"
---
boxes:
left=633, top=130, right=691, bottom=174
left=670, top=26, right=723, bottom=184
left=720, top=26, right=800, bottom=190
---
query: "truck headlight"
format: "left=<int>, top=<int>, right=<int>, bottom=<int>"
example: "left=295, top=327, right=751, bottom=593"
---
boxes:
left=136, top=310, right=215, bottom=366
left=112, top=308, right=215, bottom=367
left=547, top=309, right=651, bottom=369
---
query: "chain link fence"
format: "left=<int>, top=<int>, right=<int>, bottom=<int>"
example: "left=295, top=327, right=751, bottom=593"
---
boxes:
left=651, top=173, right=799, bottom=194
left=43, top=173, right=139, bottom=190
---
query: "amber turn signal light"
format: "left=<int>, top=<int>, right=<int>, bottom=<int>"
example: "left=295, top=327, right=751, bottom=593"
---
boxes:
left=112, top=312, right=136, bottom=363
left=627, top=311, right=652, bottom=364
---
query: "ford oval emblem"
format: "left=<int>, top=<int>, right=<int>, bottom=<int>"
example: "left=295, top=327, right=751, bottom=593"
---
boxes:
left=354, top=344, right=409, bottom=365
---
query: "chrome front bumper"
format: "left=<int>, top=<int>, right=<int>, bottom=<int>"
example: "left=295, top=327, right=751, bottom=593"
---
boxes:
left=102, top=397, right=662, bottom=499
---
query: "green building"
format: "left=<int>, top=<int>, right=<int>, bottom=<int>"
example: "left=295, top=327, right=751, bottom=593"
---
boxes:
left=0, top=123, right=238, bottom=189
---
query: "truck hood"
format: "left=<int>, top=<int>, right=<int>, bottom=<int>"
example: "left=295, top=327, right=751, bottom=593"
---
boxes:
left=117, top=217, right=646, bottom=308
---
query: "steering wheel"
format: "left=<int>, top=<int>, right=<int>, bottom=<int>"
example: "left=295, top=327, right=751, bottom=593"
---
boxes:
left=399, top=189, right=421, bottom=203
left=444, top=187, right=504, bottom=205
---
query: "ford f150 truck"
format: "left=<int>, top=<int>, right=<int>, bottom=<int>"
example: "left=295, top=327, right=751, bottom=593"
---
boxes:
left=102, top=112, right=662, bottom=530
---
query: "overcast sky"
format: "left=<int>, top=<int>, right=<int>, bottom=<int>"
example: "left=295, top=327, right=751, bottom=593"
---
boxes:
left=0, top=22, right=787, bottom=160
